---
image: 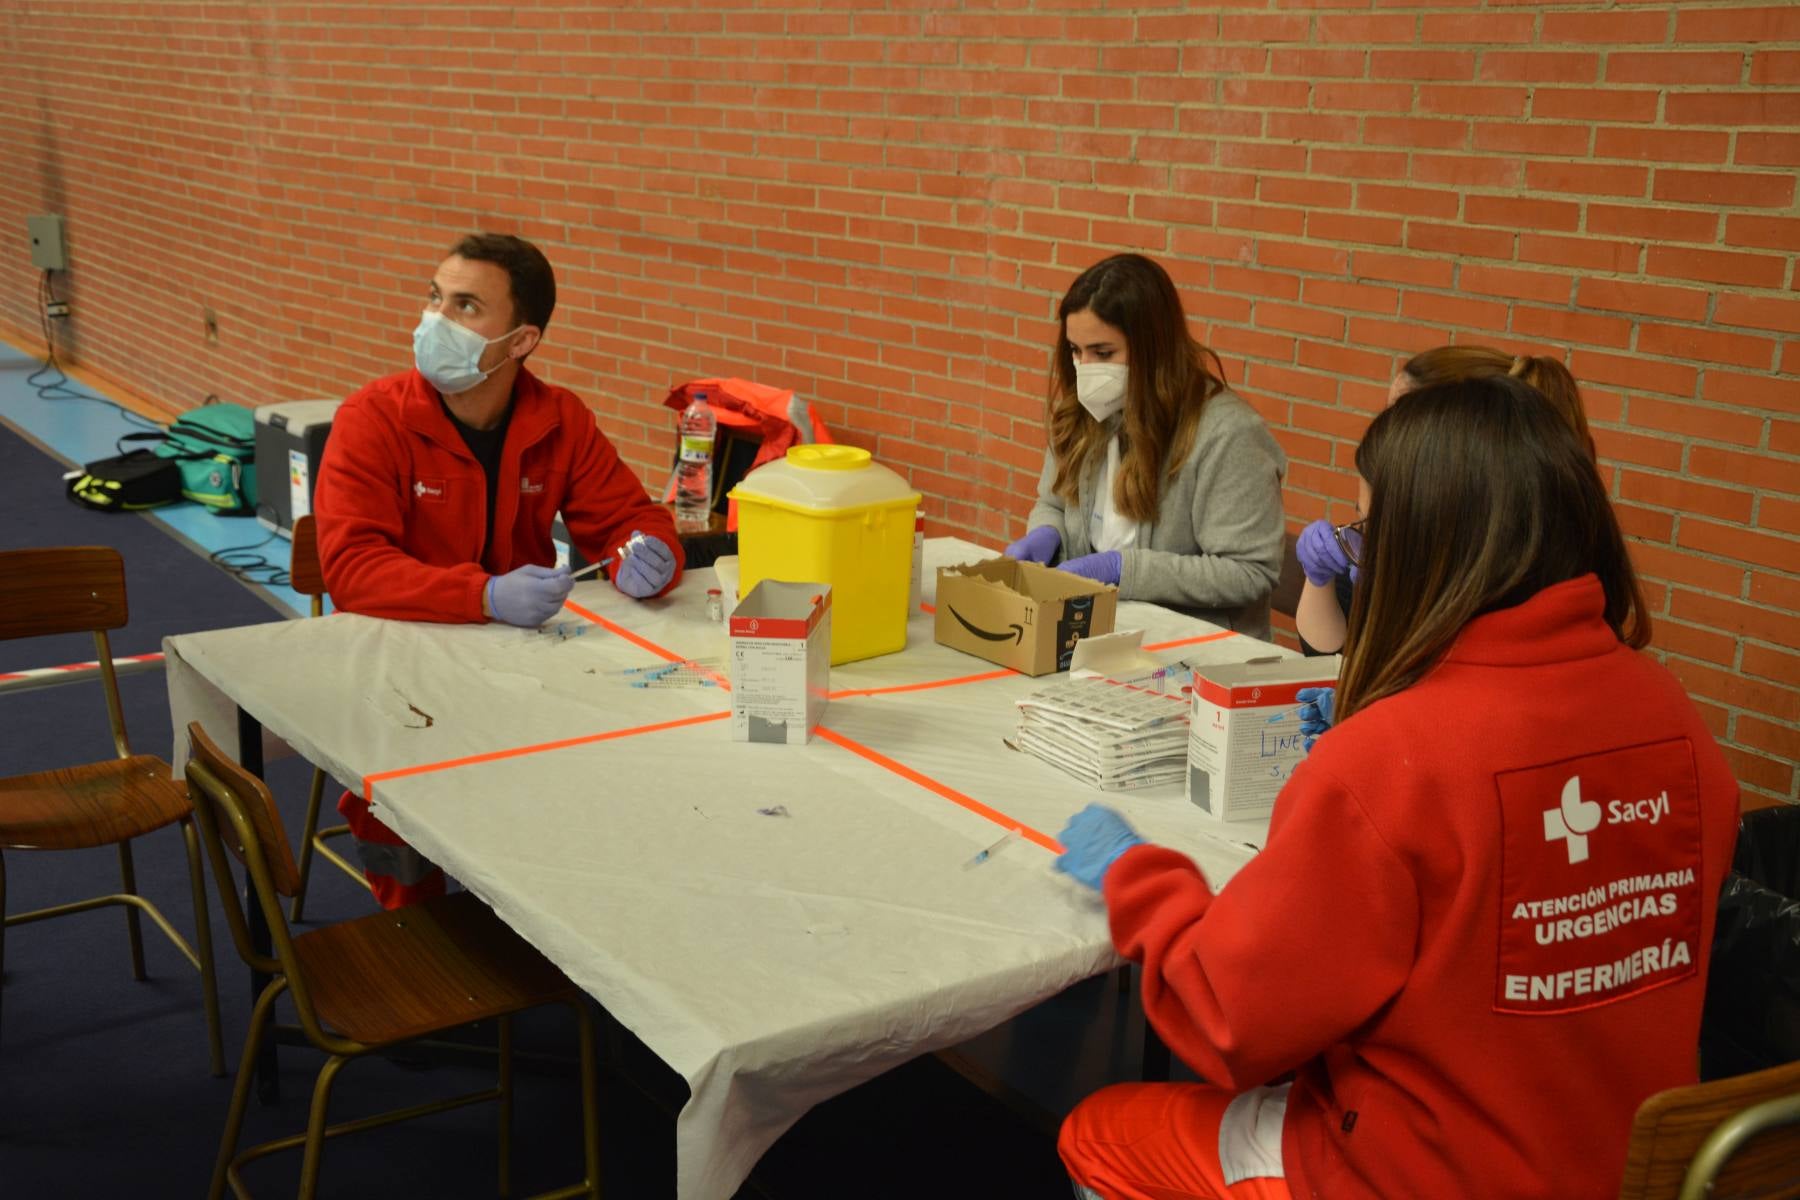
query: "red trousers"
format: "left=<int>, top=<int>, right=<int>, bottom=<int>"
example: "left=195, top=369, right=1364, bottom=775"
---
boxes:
left=1060, top=1084, right=1293, bottom=1200
left=337, top=789, right=445, bottom=910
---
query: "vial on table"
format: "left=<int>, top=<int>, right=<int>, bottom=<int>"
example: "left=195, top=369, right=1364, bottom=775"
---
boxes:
left=705, top=588, right=723, bottom=623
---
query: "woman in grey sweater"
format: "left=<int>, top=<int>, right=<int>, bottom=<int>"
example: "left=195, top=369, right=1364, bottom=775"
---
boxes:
left=1006, top=254, right=1287, bottom=640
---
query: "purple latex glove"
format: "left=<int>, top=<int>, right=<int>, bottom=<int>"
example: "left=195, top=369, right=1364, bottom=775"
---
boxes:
left=1058, top=550, right=1122, bottom=585
left=1054, top=803, right=1146, bottom=891
left=1295, top=518, right=1352, bottom=588
left=1005, top=524, right=1061, bottom=565
left=614, top=531, right=676, bottom=598
left=488, top=563, right=573, bottom=626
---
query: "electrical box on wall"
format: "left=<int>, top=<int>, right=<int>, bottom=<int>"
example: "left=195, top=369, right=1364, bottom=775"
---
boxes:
left=28, top=215, right=66, bottom=271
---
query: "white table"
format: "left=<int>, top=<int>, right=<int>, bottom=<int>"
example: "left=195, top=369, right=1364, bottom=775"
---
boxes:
left=167, top=538, right=1283, bottom=1199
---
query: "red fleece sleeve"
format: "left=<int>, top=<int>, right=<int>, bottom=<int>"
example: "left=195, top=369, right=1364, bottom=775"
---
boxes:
left=313, top=394, right=489, bottom=623
left=557, top=410, right=685, bottom=598
left=1103, top=769, right=1419, bottom=1090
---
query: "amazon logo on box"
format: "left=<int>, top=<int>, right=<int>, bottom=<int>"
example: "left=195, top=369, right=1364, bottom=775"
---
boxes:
left=933, top=557, right=1117, bottom=676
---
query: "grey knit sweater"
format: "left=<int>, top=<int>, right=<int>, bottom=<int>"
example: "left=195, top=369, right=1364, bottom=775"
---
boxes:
left=1025, top=388, right=1287, bottom=640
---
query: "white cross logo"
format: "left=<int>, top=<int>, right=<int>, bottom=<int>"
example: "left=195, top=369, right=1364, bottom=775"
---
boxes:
left=1544, top=775, right=1604, bottom=864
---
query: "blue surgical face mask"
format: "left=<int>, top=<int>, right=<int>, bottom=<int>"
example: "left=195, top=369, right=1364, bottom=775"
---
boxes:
left=412, top=311, right=523, bottom=396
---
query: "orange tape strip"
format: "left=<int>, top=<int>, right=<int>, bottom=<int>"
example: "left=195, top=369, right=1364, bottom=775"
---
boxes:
left=817, top=727, right=1063, bottom=854
left=565, top=600, right=684, bottom=663
left=362, top=710, right=731, bottom=802
left=830, top=667, right=1016, bottom=700
left=1143, top=630, right=1239, bottom=652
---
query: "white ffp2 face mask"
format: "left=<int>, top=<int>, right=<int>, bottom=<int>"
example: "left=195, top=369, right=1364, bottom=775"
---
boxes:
left=412, top=311, right=522, bottom=396
left=1075, top=362, right=1129, bottom=423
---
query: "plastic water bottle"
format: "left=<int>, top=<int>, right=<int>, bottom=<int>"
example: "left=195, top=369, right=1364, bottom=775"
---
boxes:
left=675, top=390, right=716, bottom=533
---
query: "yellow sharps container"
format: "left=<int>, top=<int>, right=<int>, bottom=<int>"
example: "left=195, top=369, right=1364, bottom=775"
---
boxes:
left=730, top=445, right=923, bottom=665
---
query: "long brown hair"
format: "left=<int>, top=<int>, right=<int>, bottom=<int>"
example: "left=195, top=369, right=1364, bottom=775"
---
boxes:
left=1399, top=345, right=1595, bottom=461
left=1046, top=254, right=1227, bottom=522
left=1336, top=375, right=1648, bottom=722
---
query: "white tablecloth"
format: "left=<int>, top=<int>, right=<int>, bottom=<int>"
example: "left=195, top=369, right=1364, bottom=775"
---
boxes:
left=166, top=538, right=1283, bottom=1199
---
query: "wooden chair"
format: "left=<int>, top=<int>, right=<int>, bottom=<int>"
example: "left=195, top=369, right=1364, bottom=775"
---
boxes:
left=286, top=515, right=371, bottom=920
left=1617, top=1059, right=1800, bottom=1199
left=0, top=545, right=223, bottom=1075
left=183, top=721, right=601, bottom=1200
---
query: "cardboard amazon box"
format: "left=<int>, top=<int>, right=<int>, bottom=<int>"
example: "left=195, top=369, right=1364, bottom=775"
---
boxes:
left=934, top=558, right=1117, bottom=676
left=1187, top=655, right=1340, bottom=821
left=728, top=581, right=831, bottom=744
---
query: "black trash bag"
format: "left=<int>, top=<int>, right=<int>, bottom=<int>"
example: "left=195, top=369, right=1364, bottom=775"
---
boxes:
left=1701, top=805, right=1800, bottom=1080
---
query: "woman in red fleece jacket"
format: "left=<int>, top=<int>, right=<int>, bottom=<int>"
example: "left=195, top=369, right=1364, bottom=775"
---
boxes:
left=1054, top=374, right=1740, bottom=1200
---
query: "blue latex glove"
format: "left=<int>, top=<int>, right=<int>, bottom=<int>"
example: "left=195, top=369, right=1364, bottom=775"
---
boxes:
left=1053, top=803, right=1146, bottom=892
left=1005, top=524, right=1061, bottom=564
left=1295, top=518, right=1351, bottom=588
left=1058, top=550, right=1122, bottom=586
left=1297, top=685, right=1336, bottom=752
left=614, top=531, right=676, bottom=598
left=488, top=563, right=573, bottom=626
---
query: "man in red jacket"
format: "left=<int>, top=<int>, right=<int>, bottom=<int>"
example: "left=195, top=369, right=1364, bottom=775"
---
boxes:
left=312, top=231, right=682, bottom=908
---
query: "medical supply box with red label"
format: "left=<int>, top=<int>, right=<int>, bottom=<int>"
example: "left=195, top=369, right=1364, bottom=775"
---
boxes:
left=1187, top=655, right=1340, bottom=821
left=728, top=581, right=831, bottom=745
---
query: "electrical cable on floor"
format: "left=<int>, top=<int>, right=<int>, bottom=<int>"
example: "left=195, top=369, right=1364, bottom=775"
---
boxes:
left=206, top=502, right=293, bottom=588
left=26, top=269, right=164, bottom=433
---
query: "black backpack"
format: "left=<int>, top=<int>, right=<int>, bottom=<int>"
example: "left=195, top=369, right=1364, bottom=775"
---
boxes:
left=65, top=448, right=185, bottom=512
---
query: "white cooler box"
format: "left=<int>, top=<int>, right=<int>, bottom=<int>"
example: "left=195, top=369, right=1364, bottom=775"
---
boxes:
left=255, top=399, right=342, bottom=537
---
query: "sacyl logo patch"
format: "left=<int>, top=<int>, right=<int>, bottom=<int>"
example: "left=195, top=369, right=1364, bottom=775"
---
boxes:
left=1545, top=776, right=1672, bottom=865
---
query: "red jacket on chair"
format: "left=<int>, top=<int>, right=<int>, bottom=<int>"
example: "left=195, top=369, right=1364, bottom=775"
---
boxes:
left=314, top=367, right=681, bottom=622
left=1104, top=575, right=1739, bottom=1200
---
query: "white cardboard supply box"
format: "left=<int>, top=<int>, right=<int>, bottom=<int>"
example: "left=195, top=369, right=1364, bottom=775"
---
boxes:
left=728, top=581, right=831, bottom=744
left=1187, top=655, right=1341, bottom=821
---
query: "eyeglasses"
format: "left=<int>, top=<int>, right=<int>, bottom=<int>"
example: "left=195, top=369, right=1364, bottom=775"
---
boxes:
left=1332, top=519, right=1365, bottom=568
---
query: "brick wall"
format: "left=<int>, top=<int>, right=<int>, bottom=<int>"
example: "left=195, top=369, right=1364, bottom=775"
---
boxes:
left=3, top=2, right=1795, bottom=804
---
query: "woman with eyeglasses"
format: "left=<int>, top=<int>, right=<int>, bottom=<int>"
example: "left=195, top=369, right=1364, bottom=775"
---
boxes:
left=1294, top=346, right=1594, bottom=658
left=1005, top=254, right=1287, bottom=639
left=1053, top=374, right=1738, bottom=1200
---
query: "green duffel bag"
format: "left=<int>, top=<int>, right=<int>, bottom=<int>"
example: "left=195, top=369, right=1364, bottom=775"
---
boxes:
left=154, top=400, right=258, bottom=514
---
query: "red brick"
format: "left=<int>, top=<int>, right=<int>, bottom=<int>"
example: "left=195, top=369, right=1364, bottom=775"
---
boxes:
left=1666, top=652, right=1800, bottom=720
left=1459, top=264, right=1573, bottom=305
left=1480, top=52, right=1601, bottom=83
left=1675, top=5, right=1800, bottom=42
left=1397, top=290, right=1509, bottom=332
left=1646, top=246, right=1787, bottom=289
left=1417, top=85, right=1530, bottom=118
left=1632, top=395, right=1765, bottom=447
left=1688, top=447, right=1800, bottom=497
left=1533, top=87, right=1661, bottom=123
left=1302, top=278, right=1400, bottom=315
left=1405, top=222, right=1516, bottom=261
left=1751, top=571, right=1800, bottom=611
left=1751, top=50, right=1800, bottom=85
left=1313, top=13, right=1422, bottom=44
left=1759, top=495, right=1800, bottom=540
left=1776, top=421, right=1800, bottom=456
left=1267, top=48, right=1367, bottom=79
left=1571, top=351, right=1699, bottom=399
left=1525, top=161, right=1648, bottom=198
left=1657, top=169, right=1797, bottom=209
left=1630, top=542, right=1749, bottom=598
left=1737, top=132, right=1800, bottom=168
left=1724, top=213, right=1800, bottom=251
left=1363, top=116, right=1471, bottom=151
left=1617, top=504, right=1677, bottom=543
left=1576, top=278, right=1711, bottom=323
left=1606, top=52, right=1745, bottom=85
left=1351, top=251, right=1455, bottom=289
left=1743, top=642, right=1800, bottom=687
left=1260, top=241, right=1351, bottom=275
left=1650, top=618, right=1740, bottom=668
left=1680, top=518, right=1800, bottom=574
left=1259, top=302, right=1346, bottom=340
left=1663, top=590, right=1800, bottom=651
left=1411, top=153, right=1523, bottom=189
left=1543, top=10, right=1672, bottom=43
left=1666, top=91, right=1800, bottom=127
left=1620, top=471, right=1756, bottom=524
left=1312, top=82, right=1417, bottom=113
left=1371, top=50, right=1477, bottom=81
left=1420, top=12, right=1536, bottom=44
left=1355, top=184, right=1460, bottom=220
left=1639, top=323, right=1778, bottom=371
left=1588, top=203, right=1719, bottom=243
left=1518, top=234, right=1643, bottom=275
left=1720, top=744, right=1797, bottom=796
left=1737, top=714, right=1800, bottom=765
left=1474, top=121, right=1593, bottom=156
left=1306, top=211, right=1405, bottom=247
left=1717, top=294, right=1800, bottom=336
left=1592, top=428, right=1684, bottom=472
left=1510, top=305, right=1635, bottom=350
left=1701, top=371, right=1800, bottom=416
left=1467, top=195, right=1581, bottom=233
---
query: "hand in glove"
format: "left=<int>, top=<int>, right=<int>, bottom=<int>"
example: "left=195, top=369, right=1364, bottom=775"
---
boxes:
left=488, top=564, right=574, bottom=627
left=1297, top=685, right=1336, bottom=752
left=1295, top=518, right=1352, bottom=588
left=1053, top=803, right=1146, bottom=892
left=1058, top=550, right=1122, bottom=586
left=1005, top=525, right=1062, bottom=565
left=614, top=531, right=677, bottom=598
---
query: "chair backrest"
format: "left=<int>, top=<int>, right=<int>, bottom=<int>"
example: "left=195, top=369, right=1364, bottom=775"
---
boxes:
left=290, top=516, right=326, bottom=613
left=1270, top=529, right=1306, bottom=622
left=1617, top=1059, right=1800, bottom=1200
left=0, top=546, right=128, bottom=640
left=0, top=546, right=134, bottom=758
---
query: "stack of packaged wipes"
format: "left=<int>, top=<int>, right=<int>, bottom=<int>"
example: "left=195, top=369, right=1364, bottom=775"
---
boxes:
left=1014, top=675, right=1191, bottom=791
